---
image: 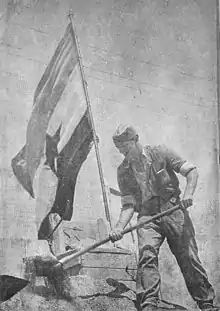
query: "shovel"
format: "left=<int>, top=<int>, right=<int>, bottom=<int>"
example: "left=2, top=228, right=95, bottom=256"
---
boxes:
left=1, top=203, right=181, bottom=302
left=54, top=203, right=181, bottom=270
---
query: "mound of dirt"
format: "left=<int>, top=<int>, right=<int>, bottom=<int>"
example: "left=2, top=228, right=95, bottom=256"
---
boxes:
left=0, top=275, right=137, bottom=311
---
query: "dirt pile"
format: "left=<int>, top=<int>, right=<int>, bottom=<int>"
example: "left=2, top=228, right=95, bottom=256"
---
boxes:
left=0, top=275, right=137, bottom=311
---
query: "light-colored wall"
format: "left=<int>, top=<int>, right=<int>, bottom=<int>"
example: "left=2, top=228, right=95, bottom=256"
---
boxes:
left=0, top=0, right=219, bottom=308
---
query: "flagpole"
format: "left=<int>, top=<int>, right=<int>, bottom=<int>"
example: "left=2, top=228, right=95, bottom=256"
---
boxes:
left=216, top=0, right=220, bottom=222
left=68, top=12, right=113, bottom=230
left=217, top=0, right=220, bottom=157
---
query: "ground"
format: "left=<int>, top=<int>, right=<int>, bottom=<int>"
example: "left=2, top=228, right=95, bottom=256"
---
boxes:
left=0, top=274, right=191, bottom=311
left=0, top=275, right=137, bottom=311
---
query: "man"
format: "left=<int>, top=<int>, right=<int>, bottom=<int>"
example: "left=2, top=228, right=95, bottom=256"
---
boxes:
left=109, top=124, right=217, bottom=311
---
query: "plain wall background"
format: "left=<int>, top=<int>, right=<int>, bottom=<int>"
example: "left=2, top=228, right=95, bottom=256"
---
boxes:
left=0, top=0, right=219, bottom=309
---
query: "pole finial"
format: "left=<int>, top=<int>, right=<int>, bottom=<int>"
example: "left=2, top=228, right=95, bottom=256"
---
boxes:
left=68, top=9, right=74, bottom=18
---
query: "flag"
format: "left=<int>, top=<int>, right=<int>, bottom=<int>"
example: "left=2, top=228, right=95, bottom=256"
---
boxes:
left=38, top=110, right=93, bottom=239
left=11, top=23, right=94, bottom=239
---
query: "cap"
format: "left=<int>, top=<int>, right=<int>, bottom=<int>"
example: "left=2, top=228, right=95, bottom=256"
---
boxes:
left=112, top=124, right=137, bottom=144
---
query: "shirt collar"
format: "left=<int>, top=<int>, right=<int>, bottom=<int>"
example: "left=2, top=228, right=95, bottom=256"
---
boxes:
left=141, top=146, right=152, bottom=164
left=124, top=146, right=152, bottom=167
left=142, top=147, right=147, bottom=157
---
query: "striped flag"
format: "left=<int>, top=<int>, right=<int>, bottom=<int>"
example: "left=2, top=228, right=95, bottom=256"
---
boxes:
left=11, top=23, right=94, bottom=239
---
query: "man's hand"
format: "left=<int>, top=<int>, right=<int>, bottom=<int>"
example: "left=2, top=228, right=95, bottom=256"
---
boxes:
left=109, top=205, right=134, bottom=242
left=109, top=226, right=124, bottom=242
left=180, top=195, right=193, bottom=209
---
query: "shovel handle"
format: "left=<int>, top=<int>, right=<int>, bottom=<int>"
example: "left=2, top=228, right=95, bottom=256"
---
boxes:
left=56, top=204, right=181, bottom=268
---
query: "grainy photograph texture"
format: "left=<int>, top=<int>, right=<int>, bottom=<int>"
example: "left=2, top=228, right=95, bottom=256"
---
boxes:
left=0, top=0, right=219, bottom=311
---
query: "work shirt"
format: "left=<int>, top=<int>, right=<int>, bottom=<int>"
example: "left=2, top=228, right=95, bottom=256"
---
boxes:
left=117, top=145, right=192, bottom=213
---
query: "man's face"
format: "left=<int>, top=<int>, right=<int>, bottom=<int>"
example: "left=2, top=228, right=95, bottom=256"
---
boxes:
left=114, top=140, right=139, bottom=160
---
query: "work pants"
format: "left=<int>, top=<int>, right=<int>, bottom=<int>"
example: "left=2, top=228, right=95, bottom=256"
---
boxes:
left=136, top=199, right=215, bottom=311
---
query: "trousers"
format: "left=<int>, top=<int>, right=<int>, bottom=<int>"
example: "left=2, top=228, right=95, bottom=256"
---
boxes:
left=136, top=199, right=215, bottom=311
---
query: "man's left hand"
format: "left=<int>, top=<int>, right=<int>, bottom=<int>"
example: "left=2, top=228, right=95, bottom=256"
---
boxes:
left=180, top=195, right=193, bottom=209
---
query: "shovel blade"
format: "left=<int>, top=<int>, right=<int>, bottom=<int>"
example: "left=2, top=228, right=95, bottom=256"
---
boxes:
left=0, top=275, right=29, bottom=302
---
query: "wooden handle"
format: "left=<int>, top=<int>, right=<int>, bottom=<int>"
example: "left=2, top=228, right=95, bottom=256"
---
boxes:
left=56, top=204, right=181, bottom=267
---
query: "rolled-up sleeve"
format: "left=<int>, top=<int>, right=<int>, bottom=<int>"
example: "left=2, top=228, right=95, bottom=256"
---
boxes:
left=121, top=194, right=136, bottom=207
left=157, top=145, right=187, bottom=173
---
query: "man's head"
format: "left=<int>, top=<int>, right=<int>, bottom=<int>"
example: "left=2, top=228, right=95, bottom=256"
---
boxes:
left=112, top=124, right=141, bottom=160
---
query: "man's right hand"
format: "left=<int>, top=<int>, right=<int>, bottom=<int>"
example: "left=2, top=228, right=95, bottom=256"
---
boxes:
left=109, top=226, right=124, bottom=242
